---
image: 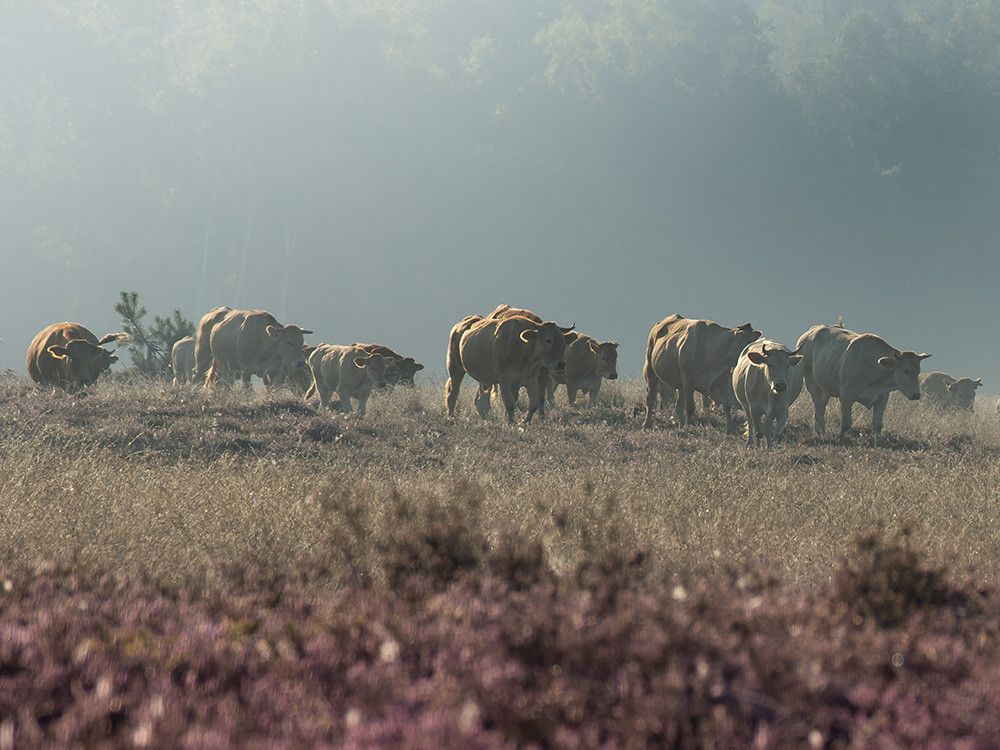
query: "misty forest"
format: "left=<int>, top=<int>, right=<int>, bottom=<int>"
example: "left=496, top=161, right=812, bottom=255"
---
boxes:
left=4, top=0, right=1000, bottom=378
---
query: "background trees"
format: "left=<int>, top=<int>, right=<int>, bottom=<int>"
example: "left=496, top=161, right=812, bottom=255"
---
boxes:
left=3, top=0, right=998, bottom=380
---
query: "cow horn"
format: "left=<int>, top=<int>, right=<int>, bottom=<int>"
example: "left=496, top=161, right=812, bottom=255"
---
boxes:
left=561, top=323, right=576, bottom=334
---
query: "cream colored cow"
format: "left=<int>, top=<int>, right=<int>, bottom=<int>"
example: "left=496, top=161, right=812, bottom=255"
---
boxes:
left=732, top=340, right=802, bottom=448
left=643, top=314, right=761, bottom=432
left=205, top=309, right=312, bottom=389
left=306, top=344, right=390, bottom=414
left=919, top=371, right=982, bottom=412
left=547, top=332, right=618, bottom=407
left=796, top=324, right=929, bottom=446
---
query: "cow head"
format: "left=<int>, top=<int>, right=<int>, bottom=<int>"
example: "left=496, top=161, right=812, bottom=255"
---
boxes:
left=47, top=339, right=117, bottom=388
left=946, top=377, right=982, bottom=411
left=355, top=353, right=390, bottom=389
left=520, top=321, right=574, bottom=373
left=877, top=351, right=930, bottom=400
left=267, top=325, right=313, bottom=368
left=588, top=339, right=619, bottom=380
left=387, top=357, right=424, bottom=387
left=747, top=344, right=802, bottom=395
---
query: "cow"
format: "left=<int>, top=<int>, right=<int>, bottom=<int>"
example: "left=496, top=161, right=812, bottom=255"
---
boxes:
left=546, top=332, right=619, bottom=407
left=445, top=313, right=574, bottom=424
left=171, top=335, right=196, bottom=386
left=795, top=324, right=930, bottom=446
left=263, top=344, right=317, bottom=395
left=732, top=340, right=803, bottom=448
left=193, top=306, right=232, bottom=383
left=355, top=343, right=425, bottom=387
left=306, top=344, right=391, bottom=414
left=205, top=309, right=312, bottom=389
left=919, top=371, right=982, bottom=412
left=642, top=314, right=761, bottom=432
left=26, top=322, right=124, bottom=391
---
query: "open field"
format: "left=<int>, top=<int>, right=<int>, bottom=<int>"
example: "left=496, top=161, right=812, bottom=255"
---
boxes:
left=2, top=373, right=1000, bottom=745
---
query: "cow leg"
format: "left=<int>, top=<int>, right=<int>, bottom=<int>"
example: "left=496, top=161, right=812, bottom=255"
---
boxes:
left=473, top=384, right=492, bottom=419
left=536, top=370, right=549, bottom=418
left=643, top=368, right=660, bottom=428
left=588, top=387, right=599, bottom=408
left=744, top=404, right=758, bottom=448
left=498, top=381, right=518, bottom=424
left=763, top=408, right=776, bottom=449
left=567, top=384, right=580, bottom=406
left=445, top=369, right=464, bottom=416
left=871, top=392, right=890, bottom=447
left=837, top=392, right=855, bottom=441
left=546, top=379, right=557, bottom=408
left=772, top=405, right=789, bottom=447
left=805, top=378, right=828, bottom=437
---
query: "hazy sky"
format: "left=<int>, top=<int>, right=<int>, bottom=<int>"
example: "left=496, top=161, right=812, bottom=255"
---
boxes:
left=3, top=1, right=998, bottom=399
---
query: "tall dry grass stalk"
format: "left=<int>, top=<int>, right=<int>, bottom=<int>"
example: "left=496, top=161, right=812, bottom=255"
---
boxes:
left=1, top=372, right=999, bottom=589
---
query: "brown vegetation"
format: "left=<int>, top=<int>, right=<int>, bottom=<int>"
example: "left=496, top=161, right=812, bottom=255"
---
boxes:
left=2, top=373, right=1000, bottom=744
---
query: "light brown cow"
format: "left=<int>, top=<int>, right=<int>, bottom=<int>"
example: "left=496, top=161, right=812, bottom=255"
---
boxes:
left=355, top=343, right=424, bottom=387
left=732, top=340, right=803, bottom=448
left=642, top=314, right=761, bottom=431
left=205, top=309, right=312, bottom=389
left=171, top=335, right=196, bottom=386
left=445, top=314, right=574, bottom=423
left=546, top=332, right=619, bottom=407
left=193, top=306, right=232, bottom=383
left=26, top=322, right=124, bottom=390
left=306, top=344, right=390, bottom=414
left=796, top=324, right=929, bottom=445
left=919, top=371, right=982, bottom=412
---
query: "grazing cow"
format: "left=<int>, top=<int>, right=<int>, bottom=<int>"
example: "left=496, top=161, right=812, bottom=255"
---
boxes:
left=205, top=309, right=312, bottom=389
left=306, top=344, right=390, bottom=414
left=445, top=313, right=574, bottom=423
left=546, top=332, right=619, bottom=407
left=919, top=372, right=982, bottom=412
left=642, top=314, right=761, bottom=432
left=796, top=324, right=930, bottom=445
left=193, top=306, right=232, bottom=383
left=356, top=343, right=424, bottom=387
left=26, top=322, right=124, bottom=390
left=732, top=340, right=803, bottom=448
left=171, top=335, right=196, bottom=386
left=263, top=344, right=317, bottom=395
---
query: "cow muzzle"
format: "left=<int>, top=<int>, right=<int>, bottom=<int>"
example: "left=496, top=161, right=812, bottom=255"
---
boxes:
left=608, top=372, right=618, bottom=380
left=908, top=392, right=921, bottom=401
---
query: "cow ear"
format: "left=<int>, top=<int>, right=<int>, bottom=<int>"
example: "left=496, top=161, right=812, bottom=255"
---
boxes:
left=788, top=355, right=803, bottom=367
left=520, top=329, right=539, bottom=343
left=747, top=351, right=766, bottom=365
left=564, top=331, right=580, bottom=344
left=298, top=328, right=314, bottom=335
left=47, top=345, right=70, bottom=360
left=975, top=379, right=983, bottom=387
left=415, top=363, right=425, bottom=371
left=609, top=341, right=618, bottom=348
left=266, top=325, right=281, bottom=340
left=354, top=355, right=370, bottom=369
left=918, top=353, right=931, bottom=360
left=108, top=354, right=119, bottom=365
left=588, top=339, right=601, bottom=354
left=877, top=356, right=896, bottom=370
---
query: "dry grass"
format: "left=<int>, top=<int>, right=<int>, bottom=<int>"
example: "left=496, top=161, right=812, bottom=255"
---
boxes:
left=2, top=372, right=999, bottom=591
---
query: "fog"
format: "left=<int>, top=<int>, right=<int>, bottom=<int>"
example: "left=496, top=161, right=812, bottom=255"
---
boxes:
left=3, top=1, right=999, bottom=392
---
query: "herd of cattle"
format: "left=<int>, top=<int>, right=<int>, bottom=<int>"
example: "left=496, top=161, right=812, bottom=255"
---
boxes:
left=24, top=304, right=985, bottom=447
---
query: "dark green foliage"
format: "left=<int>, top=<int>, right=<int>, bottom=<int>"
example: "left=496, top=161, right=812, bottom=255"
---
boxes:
left=114, top=291, right=195, bottom=378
